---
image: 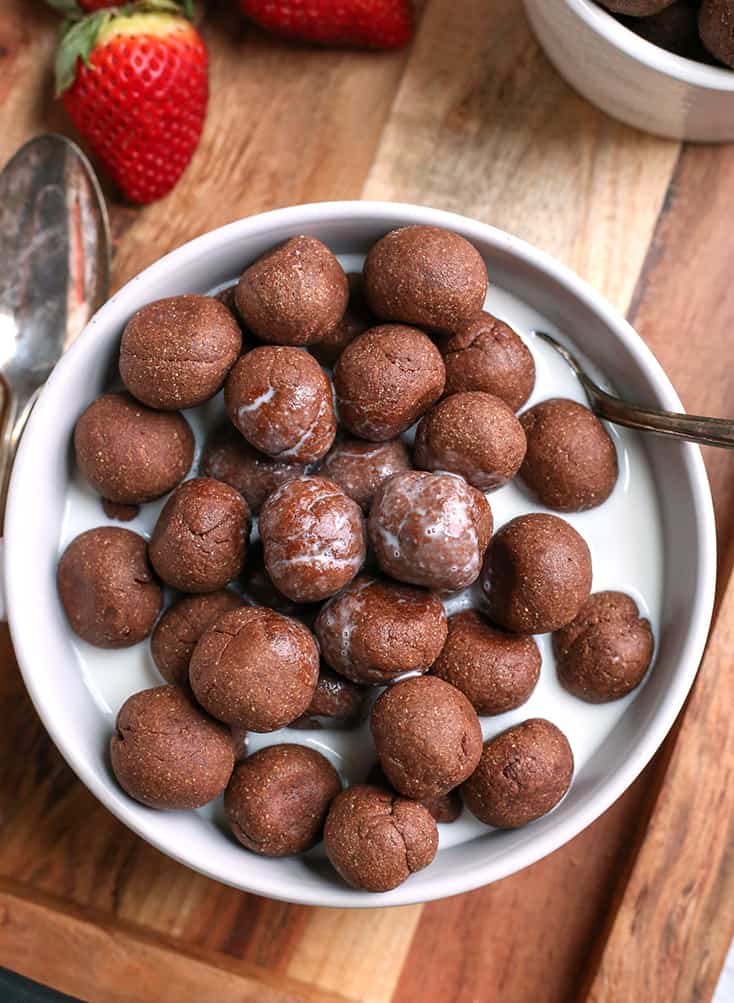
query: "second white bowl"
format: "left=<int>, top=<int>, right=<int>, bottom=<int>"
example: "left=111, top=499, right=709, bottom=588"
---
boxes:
left=524, top=0, right=734, bottom=141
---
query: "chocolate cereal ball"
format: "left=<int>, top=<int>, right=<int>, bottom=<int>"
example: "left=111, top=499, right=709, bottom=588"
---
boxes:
left=319, top=437, right=411, bottom=513
left=700, top=0, right=734, bottom=67
left=553, top=591, right=655, bottom=702
left=371, top=676, right=483, bottom=800
left=225, top=346, right=336, bottom=464
left=369, top=471, right=492, bottom=592
left=620, top=3, right=710, bottom=61
left=364, top=226, right=489, bottom=333
left=367, top=762, right=462, bottom=825
left=311, top=272, right=375, bottom=368
left=324, top=785, right=438, bottom=892
left=315, top=576, right=448, bottom=684
left=415, top=391, right=527, bottom=492
left=120, top=295, right=242, bottom=410
left=225, top=744, right=341, bottom=856
left=151, top=590, right=243, bottom=686
left=482, top=513, right=592, bottom=634
left=441, top=312, right=535, bottom=412
left=462, top=719, right=574, bottom=829
left=235, top=236, right=348, bottom=346
left=598, top=0, right=675, bottom=14
left=110, top=685, right=234, bottom=810
left=58, top=527, right=161, bottom=648
left=239, top=540, right=308, bottom=619
left=149, top=478, right=251, bottom=593
left=334, top=325, right=445, bottom=441
left=74, top=393, right=194, bottom=504
left=190, top=606, right=319, bottom=731
left=259, top=476, right=366, bottom=603
left=291, top=667, right=368, bottom=729
left=431, top=611, right=541, bottom=715
left=519, top=398, right=617, bottom=511
left=200, top=422, right=306, bottom=512
left=214, top=285, right=256, bottom=348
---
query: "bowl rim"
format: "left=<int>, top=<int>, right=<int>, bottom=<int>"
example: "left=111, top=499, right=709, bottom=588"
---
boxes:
left=564, top=0, right=734, bottom=91
left=5, top=200, right=717, bottom=907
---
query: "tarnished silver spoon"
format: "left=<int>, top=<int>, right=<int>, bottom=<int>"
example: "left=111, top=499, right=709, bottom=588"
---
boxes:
left=535, top=330, right=734, bottom=449
left=0, top=134, right=110, bottom=519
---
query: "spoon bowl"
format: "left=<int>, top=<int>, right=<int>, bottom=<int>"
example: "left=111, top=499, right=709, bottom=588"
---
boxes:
left=0, top=134, right=110, bottom=514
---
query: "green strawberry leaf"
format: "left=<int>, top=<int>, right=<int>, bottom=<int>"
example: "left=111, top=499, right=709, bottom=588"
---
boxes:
left=54, top=11, right=113, bottom=96
left=45, top=0, right=84, bottom=16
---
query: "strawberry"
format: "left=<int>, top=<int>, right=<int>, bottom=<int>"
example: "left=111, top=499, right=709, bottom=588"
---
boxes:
left=55, top=0, right=207, bottom=204
left=238, top=0, right=413, bottom=49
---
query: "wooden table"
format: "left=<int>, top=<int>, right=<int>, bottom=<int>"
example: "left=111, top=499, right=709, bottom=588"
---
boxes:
left=2, top=2, right=734, bottom=1001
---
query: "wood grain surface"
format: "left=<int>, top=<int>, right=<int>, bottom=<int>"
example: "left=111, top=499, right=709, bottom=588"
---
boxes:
left=1, top=1, right=733, bottom=1001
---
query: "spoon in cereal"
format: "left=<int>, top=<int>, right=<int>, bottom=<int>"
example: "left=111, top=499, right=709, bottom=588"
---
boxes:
left=535, top=330, right=734, bottom=449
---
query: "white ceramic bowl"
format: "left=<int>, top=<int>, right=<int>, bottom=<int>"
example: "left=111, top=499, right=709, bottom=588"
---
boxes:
left=524, top=0, right=734, bottom=141
left=5, top=201, right=716, bottom=907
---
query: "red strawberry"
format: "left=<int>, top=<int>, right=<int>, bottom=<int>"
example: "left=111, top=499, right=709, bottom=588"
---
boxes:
left=55, top=1, right=207, bottom=204
left=238, top=0, right=413, bottom=49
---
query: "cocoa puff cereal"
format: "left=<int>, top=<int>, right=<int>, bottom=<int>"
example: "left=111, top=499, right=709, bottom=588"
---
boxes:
left=334, top=325, right=445, bottom=441
left=235, top=236, right=348, bottom=346
left=149, top=478, right=251, bottom=593
left=119, top=295, right=242, bottom=409
left=225, top=744, right=341, bottom=856
left=200, top=422, right=306, bottom=512
left=441, top=312, right=535, bottom=411
left=239, top=540, right=308, bottom=619
left=324, top=785, right=438, bottom=892
left=700, top=0, right=734, bottom=66
left=414, top=391, right=527, bottom=491
left=482, top=513, right=592, bottom=633
left=431, top=611, right=541, bottom=715
left=319, top=437, right=411, bottom=512
left=259, top=476, right=366, bottom=603
left=110, top=685, right=234, bottom=810
left=311, top=272, right=375, bottom=367
left=363, top=225, right=489, bottom=333
left=553, top=591, right=655, bottom=702
left=371, top=675, right=483, bottom=800
left=74, top=393, right=194, bottom=504
left=291, top=667, right=368, bottom=729
left=598, top=0, right=675, bottom=13
left=189, top=605, right=319, bottom=731
left=58, top=527, right=161, bottom=648
left=151, top=590, right=243, bottom=686
left=462, top=719, right=574, bottom=829
left=225, top=346, right=336, bottom=464
left=367, top=762, right=462, bottom=825
left=519, top=398, right=618, bottom=511
left=369, top=471, right=492, bottom=592
left=619, top=3, right=709, bottom=61
left=214, top=285, right=256, bottom=349
left=315, top=575, right=448, bottom=684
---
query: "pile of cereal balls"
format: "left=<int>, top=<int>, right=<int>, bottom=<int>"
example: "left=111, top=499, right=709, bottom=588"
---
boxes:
left=58, top=225, right=654, bottom=894
left=596, top=0, right=734, bottom=67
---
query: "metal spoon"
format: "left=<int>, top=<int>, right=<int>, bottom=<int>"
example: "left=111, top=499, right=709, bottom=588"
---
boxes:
left=0, top=134, right=110, bottom=519
left=535, top=330, right=734, bottom=449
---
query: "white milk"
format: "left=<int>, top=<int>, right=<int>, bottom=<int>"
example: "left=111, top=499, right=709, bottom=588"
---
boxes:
left=61, top=255, right=663, bottom=852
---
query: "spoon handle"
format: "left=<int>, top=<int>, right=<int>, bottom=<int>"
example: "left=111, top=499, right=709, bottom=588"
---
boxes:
left=0, top=387, right=38, bottom=525
left=585, top=382, right=734, bottom=450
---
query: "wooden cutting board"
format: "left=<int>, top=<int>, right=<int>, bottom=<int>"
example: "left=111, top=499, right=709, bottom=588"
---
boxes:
left=1, top=2, right=733, bottom=1001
